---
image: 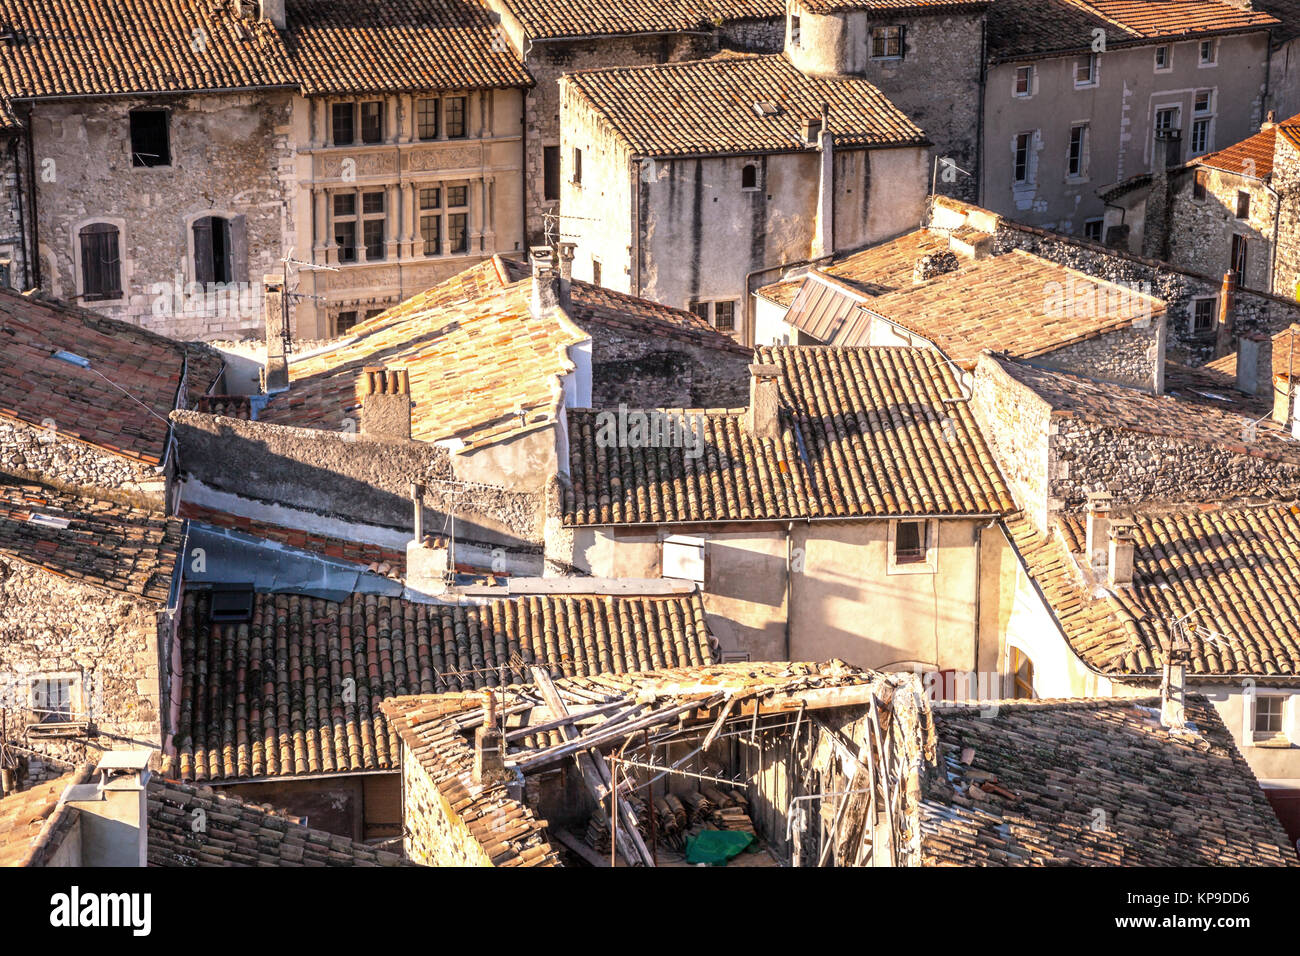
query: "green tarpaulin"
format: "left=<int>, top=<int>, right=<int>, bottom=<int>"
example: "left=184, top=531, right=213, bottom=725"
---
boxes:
left=685, top=829, right=754, bottom=866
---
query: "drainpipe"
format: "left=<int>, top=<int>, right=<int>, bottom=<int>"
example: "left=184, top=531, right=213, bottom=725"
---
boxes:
left=631, top=156, right=643, bottom=296
left=785, top=521, right=795, bottom=661
left=22, top=105, right=40, bottom=288
left=976, top=19, right=987, bottom=206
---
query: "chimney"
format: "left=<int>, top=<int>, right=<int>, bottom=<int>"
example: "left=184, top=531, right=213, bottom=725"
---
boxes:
left=1107, top=518, right=1135, bottom=587
left=62, top=751, right=152, bottom=867
left=1214, top=270, right=1237, bottom=359
left=1141, top=130, right=1180, bottom=260
left=746, top=363, right=781, bottom=439
left=1084, top=490, right=1113, bottom=569
left=405, top=484, right=449, bottom=596
left=556, top=241, right=575, bottom=309
left=811, top=104, right=833, bottom=260
left=1274, top=373, right=1294, bottom=426
left=357, top=365, right=412, bottom=440
left=254, top=0, right=286, bottom=29
left=472, top=692, right=510, bottom=787
left=1160, top=628, right=1191, bottom=731
left=530, top=244, right=561, bottom=318
left=1263, top=109, right=1278, bottom=130
left=801, top=115, right=823, bottom=144
left=913, top=251, right=961, bottom=284
left=263, top=274, right=289, bottom=393
left=1235, top=332, right=1272, bottom=397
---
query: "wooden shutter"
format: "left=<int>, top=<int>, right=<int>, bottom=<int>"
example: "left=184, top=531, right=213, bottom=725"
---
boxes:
left=193, top=216, right=214, bottom=284
left=229, top=215, right=248, bottom=285
left=80, top=223, right=121, bottom=299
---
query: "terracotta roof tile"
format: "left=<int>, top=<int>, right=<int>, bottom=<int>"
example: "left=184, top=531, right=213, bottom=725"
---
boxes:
left=1005, top=502, right=1300, bottom=679
left=0, top=288, right=220, bottom=464
left=924, top=697, right=1298, bottom=866
left=285, top=0, right=531, bottom=95
left=146, top=777, right=410, bottom=866
left=564, top=346, right=1016, bottom=525
left=1195, top=119, right=1292, bottom=179
left=564, top=52, right=927, bottom=156
left=803, top=0, right=987, bottom=10
left=498, top=0, right=783, bottom=39
left=0, top=474, right=182, bottom=601
left=988, top=0, right=1277, bottom=61
left=1205, top=322, right=1300, bottom=382
left=0, top=0, right=297, bottom=100
left=174, top=587, right=715, bottom=782
left=0, top=765, right=92, bottom=867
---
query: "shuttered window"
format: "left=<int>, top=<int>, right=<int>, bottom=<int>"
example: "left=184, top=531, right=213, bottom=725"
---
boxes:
left=79, top=223, right=122, bottom=300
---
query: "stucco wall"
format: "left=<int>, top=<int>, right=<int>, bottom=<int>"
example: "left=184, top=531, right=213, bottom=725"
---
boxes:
left=983, top=33, right=1271, bottom=235
left=30, top=91, right=295, bottom=340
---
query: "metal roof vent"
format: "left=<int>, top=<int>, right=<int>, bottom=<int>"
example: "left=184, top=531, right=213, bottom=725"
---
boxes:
left=208, top=584, right=256, bottom=623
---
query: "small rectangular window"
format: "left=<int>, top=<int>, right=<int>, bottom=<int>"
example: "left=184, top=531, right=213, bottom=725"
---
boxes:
left=335, top=220, right=357, bottom=263
left=1191, top=118, right=1210, bottom=155
left=573, top=147, right=583, bottom=184
left=1014, top=65, right=1031, bottom=96
left=870, top=25, right=902, bottom=59
left=714, top=300, right=736, bottom=332
left=1236, top=190, right=1251, bottom=219
left=446, top=96, right=467, bottom=138
left=1083, top=218, right=1102, bottom=242
left=1200, top=39, right=1216, bottom=64
left=544, top=145, right=561, bottom=201
left=331, top=102, right=355, bottom=146
left=363, top=219, right=385, bottom=261
left=790, top=14, right=800, bottom=46
left=1255, top=695, right=1286, bottom=738
left=1013, top=132, right=1032, bottom=184
left=416, top=98, right=439, bottom=140
left=1193, top=298, right=1216, bottom=334
left=1154, top=45, right=1169, bottom=70
left=360, top=101, right=383, bottom=143
left=1068, top=124, right=1087, bottom=178
left=129, top=109, right=170, bottom=167
left=448, top=213, right=468, bottom=254
left=421, top=214, right=442, bottom=256
left=30, top=677, right=77, bottom=724
left=419, top=187, right=441, bottom=210
left=1075, top=53, right=1096, bottom=87
left=447, top=184, right=468, bottom=207
left=79, top=224, right=122, bottom=300
left=1193, top=168, right=1208, bottom=200
left=1194, top=90, right=1211, bottom=113
left=336, top=311, right=358, bottom=334
left=894, top=520, right=927, bottom=564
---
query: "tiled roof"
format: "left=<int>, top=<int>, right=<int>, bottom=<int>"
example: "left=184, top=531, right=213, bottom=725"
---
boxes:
left=759, top=228, right=953, bottom=303
left=260, top=257, right=745, bottom=448
left=0, top=288, right=219, bottom=464
left=991, top=355, right=1300, bottom=470
left=923, top=697, right=1297, bottom=866
left=0, top=474, right=182, bottom=601
left=0, top=765, right=91, bottom=867
left=801, top=0, right=987, bottom=11
left=1195, top=120, right=1290, bottom=179
left=987, top=0, right=1277, bottom=61
left=564, top=52, right=927, bottom=157
left=1004, top=502, right=1300, bottom=678
left=0, top=0, right=297, bottom=101
left=781, top=247, right=1165, bottom=364
left=381, top=694, right=559, bottom=867
left=563, top=345, right=1016, bottom=526
left=146, top=777, right=409, bottom=866
left=1257, top=0, right=1300, bottom=43
left=173, top=587, right=715, bottom=781
left=284, top=0, right=531, bottom=95
left=1205, top=322, right=1300, bottom=381
left=498, top=0, right=783, bottom=39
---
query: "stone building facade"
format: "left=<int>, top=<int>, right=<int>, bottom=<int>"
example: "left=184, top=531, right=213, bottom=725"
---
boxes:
left=0, top=418, right=163, bottom=498
left=0, top=125, right=27, bottom=291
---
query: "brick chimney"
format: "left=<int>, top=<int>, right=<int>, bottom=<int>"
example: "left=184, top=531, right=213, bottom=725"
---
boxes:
left=530, top=244, right=561, bottom=317
left=746, top=363, right=781, bottom=439
left=263, top=274, right=289, bottom=393
left=1141, top=130, right=1181, bottom=260
left=357, top=365, right=412, bottom=440
left=1107, top=518, right=1135, bottom=587
left=1084, top=490, right=1113, bottom=569
left=1214, top=270, right=1237, bottom=359
left=1236, top=332, right=1272, bottom=397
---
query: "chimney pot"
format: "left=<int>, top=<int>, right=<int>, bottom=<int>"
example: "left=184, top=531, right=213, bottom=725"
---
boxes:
left=1107, top=519, right=1135, bottom=587
left=746, top=363, right=781, bottom=439
left=1084, top=491, right=1113, bottom=569
left=357, top=365, right=412, bottom=440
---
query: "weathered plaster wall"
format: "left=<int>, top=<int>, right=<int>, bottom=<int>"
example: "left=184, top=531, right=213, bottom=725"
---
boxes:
left=983, top=33, right=1271, bottom=234
left=30, top=91, right=295, bottom=340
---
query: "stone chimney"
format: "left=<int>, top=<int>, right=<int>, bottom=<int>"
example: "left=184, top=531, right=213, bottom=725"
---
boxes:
left=1107, top=518, right=1135, bottom=587
left=263, top=273, right=289, bottom=393
left=1236, top=332, right=1273, bottom=397
left=357, top=366, right=412, bottom=440
left=530, top=244, right=561, bottom=318
left=1273, top=373, right=1293, bottom=426
left=405, top=483, right=449, bottom=596
left=746, top=363, right=781, bottom=439
left=1084, top=490, right=1113, bottom=569
left=472, top=692, right=511, bottom=787
left=1141, top=129, right=1181, bottom=260
left=257, top=0, right=286, bottom=29
left=1214, top=270, right=1237, bottom=359
left=556, top=241, right=575, bottom=309
left=62, top=751, right=152, bottom=867
left=913, top=251, right=961, bottom=284
left=811, top=104, right=833, bottom=261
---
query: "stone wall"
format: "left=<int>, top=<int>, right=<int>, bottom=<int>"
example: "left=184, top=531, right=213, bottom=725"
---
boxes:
left=1033, top=318, right=1165, bottom=392
left=0, top=135, right=30, bottom=290
left=0, top=560, right=166, bottom=778
left=29, top=91, right=295, bottom=341
left=1272, top=133, right=1300, bottom=302
left=0, top=416, right=162, bottom=497
left=401, top=745, right=494, bottom=866
left=972, top=358, right=1053, bottom=531
left=591, top=326, right=752, bottom=408
left=1166, top=165, right=1276, bottom=293
left=170, top=410, right=543, bottom=546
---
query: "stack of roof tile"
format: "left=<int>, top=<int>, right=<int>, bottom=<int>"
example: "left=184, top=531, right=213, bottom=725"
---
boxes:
left=564, top=345, right=1015, bottom=525
left=923, top=697, right=1298, bottom=865
left=174, top=587, right=715, bottom=781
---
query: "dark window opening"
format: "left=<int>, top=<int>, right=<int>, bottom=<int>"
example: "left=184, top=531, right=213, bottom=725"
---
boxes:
left=421, top=215, right=442, bottom=256
left=364, top=220, right=384, bottom=261
left=742, top=163, right=757, bottom=189
left=336, top=311, right=358, bottom=334
left=360, top=101, right=383, bottom=143
left=894, top=520, right=927, bottom=564
left=1236, top=190, right=1251, bottom=219
left=448, top=213, right=468, bottom=254
left=1013, top=132, right=1031, bottom=184
left=129, top=109, right=170, bottom=167
left=447, top=184, right=468, bottom=207
left=446, top=96, right=467, bottom=138
left=714, top=300, right=735, bottom=331
left=1083, top=219, right=1102, bottom=242
left=331, top=102, right=355, bottom=146
left=79, top=223, right=122, bottom=300
left=193, top=216, right=233, bottom=285
left=592, top=259, right=601, bottom=286
left=544, top=145, right=560, bottom=201
left=417, top=98, right=439, bottom=140
left=1068, top=125, right=1086, bottom=177
left=1232, top=233, right=1248, bottom=280
left=1193, top=298, right=1216, bottom=335
left=573, top=147, right=583, bottom=184
left=791, top=15, right=800, bottom=46
left=335, top=221, right=357, bottom=263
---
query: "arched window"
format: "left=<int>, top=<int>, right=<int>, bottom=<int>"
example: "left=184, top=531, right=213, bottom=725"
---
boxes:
left=741, top=163, right=758, bottom=189
left=79, top=223, right=122, bottom=301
